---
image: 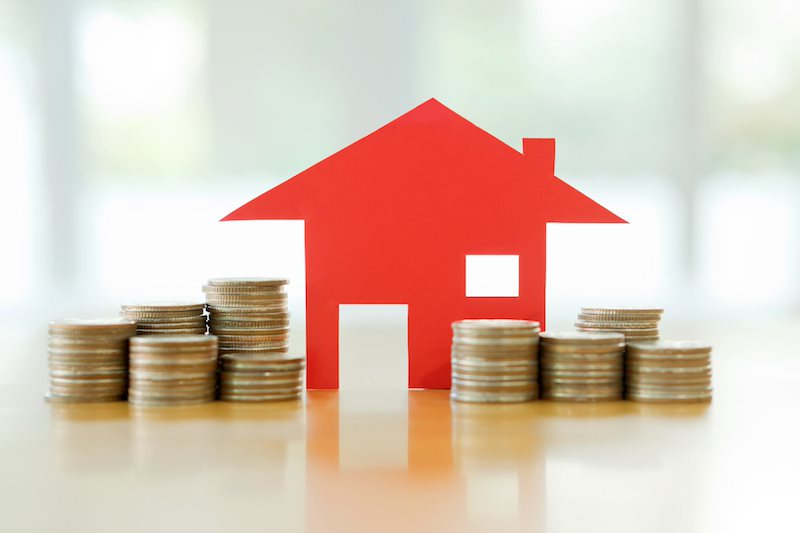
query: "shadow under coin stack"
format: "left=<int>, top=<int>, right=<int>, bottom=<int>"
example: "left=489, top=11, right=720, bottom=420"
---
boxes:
left=576, top=307, right=663, bottom=343
left=625, top=341, right=713, bottom=403
left=539, top=331, right=626, bottom=402
left=450, top=319, right=540, bottom=403
left=219, top=353, right=305, bottom=402
left=128, top=335, right=218, bottom=406
left=120, top=302, right=207, bottom=335
left=47, top=319, right=137, bottom=403
left=204, top=278, right=290, bottom=361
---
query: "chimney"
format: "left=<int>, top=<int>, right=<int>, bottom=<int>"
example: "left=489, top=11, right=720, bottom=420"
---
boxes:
left=522, top=138, right=555, bottom=176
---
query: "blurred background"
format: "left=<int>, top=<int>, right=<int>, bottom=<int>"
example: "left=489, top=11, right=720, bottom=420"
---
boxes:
left=1, top=0, right=799, bottom=353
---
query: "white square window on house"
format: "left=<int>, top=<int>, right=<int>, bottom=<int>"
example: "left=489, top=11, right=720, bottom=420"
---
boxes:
left=465, top=255, right=520, bottom=297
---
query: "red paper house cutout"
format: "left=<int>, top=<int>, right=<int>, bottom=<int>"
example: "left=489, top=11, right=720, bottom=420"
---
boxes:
left=223, top=98, right=625, bottom=390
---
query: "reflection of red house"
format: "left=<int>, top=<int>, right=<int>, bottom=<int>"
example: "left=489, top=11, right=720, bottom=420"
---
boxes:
left=224, top=99, right=625, bottom=389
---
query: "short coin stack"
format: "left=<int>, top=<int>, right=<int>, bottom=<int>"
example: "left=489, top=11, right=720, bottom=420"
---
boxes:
left=576, top=307, right=663, bottom=342
left=626, top=341, right=713, bottom=403
left=47, top=319, right=137, bottom=403
left=128, top=335, right=218, bottom=406
left=451, top=319, right=540, bottom=403
left=204, top=278, right=290, bottom=359
left=120, top=302, right=206, bottom=336
left=539, top=331, right=626, bottom=401
left=219, top=353, right=305, bottom=402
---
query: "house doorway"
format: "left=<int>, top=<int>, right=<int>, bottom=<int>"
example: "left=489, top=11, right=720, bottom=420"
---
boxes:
left=338, top=304, right=409, bottom=391
left=338, top=304, right=409, bottom=470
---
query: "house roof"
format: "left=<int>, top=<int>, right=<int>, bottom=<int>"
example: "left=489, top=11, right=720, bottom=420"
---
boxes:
left=223, top=99, right=625, bottom=226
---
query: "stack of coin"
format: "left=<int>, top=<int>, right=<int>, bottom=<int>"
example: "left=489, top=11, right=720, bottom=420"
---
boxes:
left=47, top=318, right=137, bottom=403
left=120, top=302, right=206, bottom=336
left=539, top=331, right=625, bottom=401
left=204, top=278, right=290, bottom=359
left=128, top=335, right=218, bottom=406
left=450, top=319, right=540, bottom=403
left=626, top=341, right=712, bottom=403
left=219, top=352, right=305, bottom=402
left=576, top=307, right=663, bottom=342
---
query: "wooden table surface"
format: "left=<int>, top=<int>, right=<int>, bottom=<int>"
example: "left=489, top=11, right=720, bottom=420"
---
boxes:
left=2, top=319, right=798, bottom=532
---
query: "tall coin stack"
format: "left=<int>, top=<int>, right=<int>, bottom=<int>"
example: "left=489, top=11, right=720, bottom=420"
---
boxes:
left=204, top=278, right=290, bottom=360
left=576, top=307, right=663, bottom=342
left=128, top=335, right=218, bottom=406
left=120, top=302, right=207, bottom=335
left=539, top=331, right=626, bottom=401
left=625, top=341, right=712, bottom=403
left=47, top=318, right=137, bottom=403
left=219, top=353, right=305, bottom=402
left=451, top=319, right=540, bottom=403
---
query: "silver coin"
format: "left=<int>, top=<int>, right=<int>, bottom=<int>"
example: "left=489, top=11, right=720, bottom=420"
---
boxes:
left=45, top=392, right=123, bottom=403
left=453, top=319, right=540, bottom=332
left=222, top=352, right=302, bottom=361
left=626, top=389, right=712, bottom=402
left=48, top=336, right=128, bottom=347
left=452, top=360, right=537, bottom=369
left=129, top=368, right=216, bottom=379
left=130, top=334, right=216, bottom=346
left=202, top=284, right=285, bottom=294
left=627, top=340, right=712, bottom=354
left=451, top=370, right=536, bottom=382
left=48, top=388, right=127, bottom=400
left=581, top=306, right=664, bottom=314
left=126, top=313, right=206, bottom=322
left=207, top=308, right=290, bottom=317
left=48, top=354, right=125, bottom=364
left=128, top=387, right=216, bottom=399
left=206, top=303, right=288, bottom=312
left=207, top=277, right=288, bottom=286
left=219, top=392, right=301, bottom=402
left=49, top=318, right=137, bottom=332
left=627, top=364, right=711, bottom=374
left=219, top=345, right=289, bottom=354
left=222, top=364, right=305, bottom=374
left=121, top=302, right=205, bottom=312
left=128, top=396, right=214, bottom=407
left=214, top=333, right=289, bottom=343
left=49, top=363, right=126, bottom=374
left=206, top=291, right=288, bottom=301
left=130, top=354, right=216, bottom=365
left=135, top=318, right=208, bottom=328
left=452, top=346, right=538, bottom=359
left=574, top=320, right=660, bottom=330
left=540, top=368, right=621, bottom=378
left=134, top=328, right=207, bottom=336
left=128, top=379, right=215, bottom=390
left=219, top=372, right=302, bottom=383
left=575, top=322, right=658, bottom=332
left=129, top=345, right=217, bottom=356
left=541, top=351, right=622, bottom=362
left=129, top=383, right=216, bottom=395
left=540, top=331, right=625, bottom=344
left=49, top=369, right=126, bottom=379
left=541, top=390, right=622, bottom=402
left=450, top=390, right=537, bottom=403
left=627, top=373, right=711, bottom=384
